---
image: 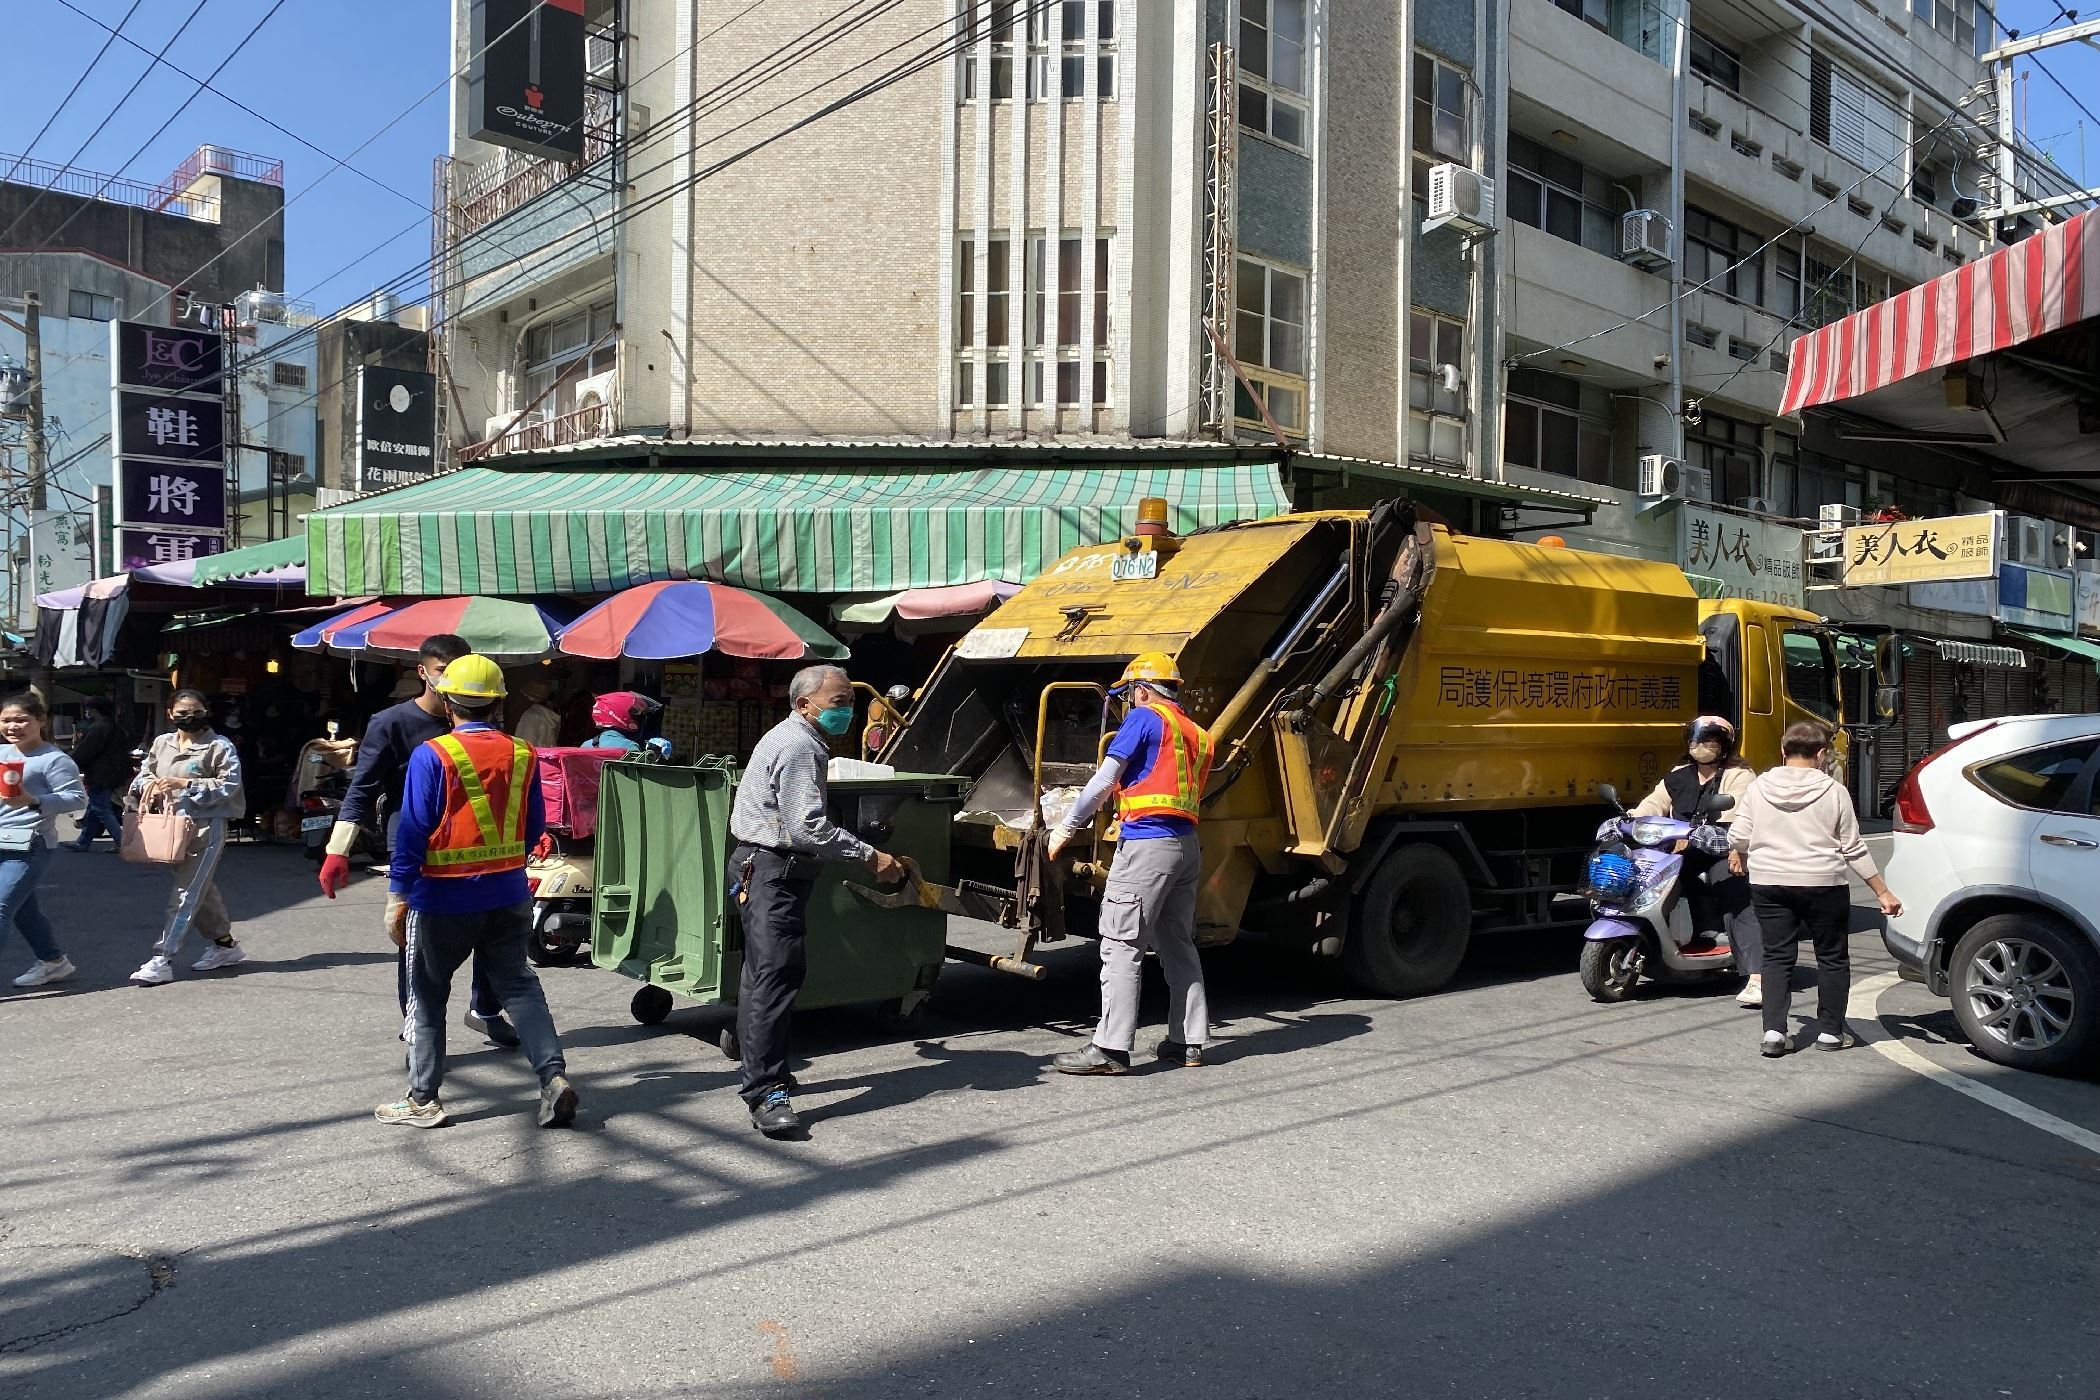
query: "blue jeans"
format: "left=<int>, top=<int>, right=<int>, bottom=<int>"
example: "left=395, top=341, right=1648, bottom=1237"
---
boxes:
left=0, top=844, right=60, bottom=963
left=73, top=789, right=123, bottom=846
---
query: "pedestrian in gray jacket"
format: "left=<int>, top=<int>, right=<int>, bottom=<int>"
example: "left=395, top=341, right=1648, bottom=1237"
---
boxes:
left=127, top=690, right=247, bottom=986
left=0, top=693, right=87, bottom=989
left=1729, top=722, right=1902, bottom=1057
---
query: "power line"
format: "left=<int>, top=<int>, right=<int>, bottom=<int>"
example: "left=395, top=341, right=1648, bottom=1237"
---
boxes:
left=0, top=0, right=147, bottom=189
left=0, top=0, right=215, bottom=245
left=33, top=0, right=292, bottom=255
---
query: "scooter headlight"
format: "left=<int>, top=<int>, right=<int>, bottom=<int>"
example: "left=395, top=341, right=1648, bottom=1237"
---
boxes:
left=1629, top=817, right=1678, bottom=848
left=1623, top=881, right=1669, bottom=916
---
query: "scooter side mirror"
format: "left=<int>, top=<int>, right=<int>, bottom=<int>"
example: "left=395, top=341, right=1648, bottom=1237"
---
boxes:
left=326, top=720, right=340, bottom=739
left=1698, top=792, right=1735, bottom=816
left=1597, top=783, right=1622, bottom=810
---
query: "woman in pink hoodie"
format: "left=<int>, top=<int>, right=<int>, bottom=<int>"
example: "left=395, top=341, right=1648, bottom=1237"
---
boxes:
left=1728, top=722, right=1903, bottom=1057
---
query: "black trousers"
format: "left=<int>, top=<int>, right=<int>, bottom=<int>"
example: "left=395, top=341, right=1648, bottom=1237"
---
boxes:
left=733, top=846, right=817, bottom=1106
left=1752, top=885, right=1852, bottom=1038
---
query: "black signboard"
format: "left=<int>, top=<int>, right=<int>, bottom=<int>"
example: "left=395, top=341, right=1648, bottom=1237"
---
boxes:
left=468, top=0, right=587, bottom=159
left=354, top=366, right=441, bottom=491
left=118, top=529, right=225, bottom=573
left=112, top=320, right=223, bottom=395
left=117, top=459, right=228, bottom=532
left=114, top=390, right=225, bottom=464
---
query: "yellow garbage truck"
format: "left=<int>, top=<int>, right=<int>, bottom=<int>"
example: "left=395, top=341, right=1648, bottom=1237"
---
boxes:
left=871, top=500, right=1839, bottom=997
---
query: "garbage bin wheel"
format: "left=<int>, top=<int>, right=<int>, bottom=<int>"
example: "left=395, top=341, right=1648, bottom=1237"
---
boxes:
left=717, top=1026, right=741, bottom=1061
left=630, top=984, right=674, bottom=1026
left=878, top=991, right=931, bottom=1033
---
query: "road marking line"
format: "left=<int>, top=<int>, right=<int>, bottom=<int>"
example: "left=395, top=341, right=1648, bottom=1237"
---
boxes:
left=1857, top=971, right=2100, bottom=1157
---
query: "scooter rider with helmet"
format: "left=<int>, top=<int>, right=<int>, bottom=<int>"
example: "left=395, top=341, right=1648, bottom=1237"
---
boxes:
left=1629, top=714, right=1762, bottom=1006
left=1045, top=652, right=1215, bottom=1074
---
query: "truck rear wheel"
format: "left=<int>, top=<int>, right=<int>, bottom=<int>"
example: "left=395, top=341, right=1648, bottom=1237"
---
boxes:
left=1344, top=843, right=1472, bottom=997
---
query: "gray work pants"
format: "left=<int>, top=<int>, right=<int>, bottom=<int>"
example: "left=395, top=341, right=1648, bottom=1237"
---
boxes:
left=1092, top=829, right=1208, bottom=1053
left=155, top=821, right=232, bottom=960
left=405, top=901, right=567, bottom=1103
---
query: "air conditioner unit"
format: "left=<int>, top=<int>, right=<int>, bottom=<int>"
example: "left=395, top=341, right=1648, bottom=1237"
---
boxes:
left=1737, top=497, right=1776, bottom=515
left=2005, top=515, right=2071, bottom=568
left=1621, top=209, right=1673, bottom=269
left=1818, top=503, right=1863, bottom=531
left=586, top=29, right=619, bottom=81
left=573, top=368, right=617, bottom=411
left=483, top=413, right=523, bottom=443
left=1638, top=455, right=1711, bottom=502
left=1427, top=164, right=1496, bottom=233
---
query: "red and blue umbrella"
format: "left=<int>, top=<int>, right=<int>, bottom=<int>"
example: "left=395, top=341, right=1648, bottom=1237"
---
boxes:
left=557, top=580, right=848, bottom=661
left=362, top=596, right=565, bottom=662
left=290, top=600, right=395, bottom=655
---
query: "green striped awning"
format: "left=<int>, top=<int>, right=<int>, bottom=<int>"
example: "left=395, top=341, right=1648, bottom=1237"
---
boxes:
left=306, top=462, right=1290, bottom=596
left=190, top=534, right=306, bottom=585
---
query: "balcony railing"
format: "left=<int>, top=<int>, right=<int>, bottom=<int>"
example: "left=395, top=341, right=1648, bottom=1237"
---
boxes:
left=466, top=400, right=613, bottom=461
left=449, top=88, right=620, bottom=241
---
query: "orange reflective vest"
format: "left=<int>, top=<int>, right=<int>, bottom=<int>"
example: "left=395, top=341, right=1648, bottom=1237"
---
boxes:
left=1116, top=701, right=1214, bottom=825
left=420, top=728, right=535, bottom=879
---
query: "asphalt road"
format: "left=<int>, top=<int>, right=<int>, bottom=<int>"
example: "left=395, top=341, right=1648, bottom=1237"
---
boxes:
left=2, top=836, right=2096, bottom=1399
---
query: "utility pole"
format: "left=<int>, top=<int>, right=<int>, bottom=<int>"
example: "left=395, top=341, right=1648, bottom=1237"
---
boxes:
left=23, top=292, right=46, bottom=514
left=1664, top=0, right=1688, bottom=462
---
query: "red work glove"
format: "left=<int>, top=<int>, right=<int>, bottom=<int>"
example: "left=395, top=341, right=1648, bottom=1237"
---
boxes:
left=318, top=854, right=353, bottom=899
left=532, top=833, right=555, bottom=861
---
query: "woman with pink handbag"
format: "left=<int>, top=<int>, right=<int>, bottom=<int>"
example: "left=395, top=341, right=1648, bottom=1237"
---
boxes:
left=127, top=690, right=247, bottom=986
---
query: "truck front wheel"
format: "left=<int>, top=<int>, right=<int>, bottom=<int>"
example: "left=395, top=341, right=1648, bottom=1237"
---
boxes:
left=1343, top=843, right=1472, bottom=997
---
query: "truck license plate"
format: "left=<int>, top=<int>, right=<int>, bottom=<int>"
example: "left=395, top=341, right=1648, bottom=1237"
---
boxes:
left=1111, top=552, right=1158, bottom=581
left=301, top=815, right=333, bottom=834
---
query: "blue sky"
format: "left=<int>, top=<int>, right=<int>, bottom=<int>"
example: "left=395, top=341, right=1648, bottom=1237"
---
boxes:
left=9, top=0, right=451, bottom=315
left=6, top=0, right=2099, bottom=323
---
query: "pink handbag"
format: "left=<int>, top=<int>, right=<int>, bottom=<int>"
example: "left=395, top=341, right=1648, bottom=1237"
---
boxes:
left=122, top=789, right=197, bottom=865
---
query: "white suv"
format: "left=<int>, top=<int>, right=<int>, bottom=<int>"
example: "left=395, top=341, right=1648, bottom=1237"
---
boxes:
left=1882, top=713, right=2100, bottom=1076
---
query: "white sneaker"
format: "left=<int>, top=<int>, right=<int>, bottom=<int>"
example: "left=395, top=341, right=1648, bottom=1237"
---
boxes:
left=12, top=956, right=76, bottom=988
left=1736, top=975, right=1763, bottom=1008
left=191, top=942, right=247, bottom=972
left=130, top=955, right=175, bottom=985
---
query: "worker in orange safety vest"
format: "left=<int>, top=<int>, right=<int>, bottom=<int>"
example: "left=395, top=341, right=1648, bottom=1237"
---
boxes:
left=376, top=654, right=577, bottom=1130
left=1045, top=651, right=1215, bottom=1074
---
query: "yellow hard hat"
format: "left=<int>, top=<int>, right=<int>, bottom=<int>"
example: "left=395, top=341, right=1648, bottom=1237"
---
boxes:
left=433, top=653, right=507, bottom=702
left=1116, top=652, right=1182, bottom=688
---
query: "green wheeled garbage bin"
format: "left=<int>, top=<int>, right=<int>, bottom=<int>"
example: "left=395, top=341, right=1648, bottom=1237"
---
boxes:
left=590, top=762, right=968, bottom=1042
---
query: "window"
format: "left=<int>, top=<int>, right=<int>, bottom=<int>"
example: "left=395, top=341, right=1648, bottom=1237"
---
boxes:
left=520, top=297, right=615, bottom=422
left=1411, top=53, right=1469, bottom=202
left=1551, top=0, right=1611, bottom=30
left=270, top=450, right=307, bottom=478
left=1683, top=205, right=1763, bottom=305
left=958, top=233, right=1112, bottom=408
left=1234, top=257, right=1307, bottom=434
left=1504, top=367, right=1613, bottom=484
left=1772, top=245, right=1803, bottom=320
left=1685, top=411, right=1760, bottom=507
left=1971, top=741, right=2099, bottom=814
left=1912, top=0, right=1996, bottom=59
left=1782, top=628, right=1841, bottom=723
left=1407, top=308, right=1465, bottom=466
left=1507, top=134, right=1613, bottom=254
left=1810, top=50, right=1904, bottom=173
left=271, top=361, right=308, bottom=390
left=1239, top=0, right=1308, bottom=148
left=1689, top=30, right=1742, bottom=92
left=1799, top=242, right=1901, bottom=327
left=1776, top=440, right=1865, bottom=516
left=1059, top=0, right=1116, bottom=99
left=67, top=290, right=116, bottom=321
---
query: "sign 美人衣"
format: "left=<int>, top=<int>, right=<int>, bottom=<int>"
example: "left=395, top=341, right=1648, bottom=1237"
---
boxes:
left=1844, top=512, right=1999, bottom=586
left=1679, top=505, right=1806, bottom=608
left=468, top=0, right=588, bottom=159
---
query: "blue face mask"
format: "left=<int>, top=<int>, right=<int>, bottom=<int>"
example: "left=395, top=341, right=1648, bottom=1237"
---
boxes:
left=815, top=704, right=855, bottom=736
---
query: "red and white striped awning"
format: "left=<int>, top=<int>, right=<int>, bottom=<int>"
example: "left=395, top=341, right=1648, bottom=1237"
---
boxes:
left=1779, top=208, right=2100, bottom=416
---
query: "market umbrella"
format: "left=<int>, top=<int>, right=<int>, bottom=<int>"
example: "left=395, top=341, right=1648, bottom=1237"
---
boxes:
left=557, top=580, right=848, bottom=661
left=361, top=597, right=564, bottom=662
left=290, top=600, right=395, bottom=655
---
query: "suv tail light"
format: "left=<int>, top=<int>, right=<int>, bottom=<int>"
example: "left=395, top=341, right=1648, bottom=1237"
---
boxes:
left=1891, top=722, right=1999, bottom=834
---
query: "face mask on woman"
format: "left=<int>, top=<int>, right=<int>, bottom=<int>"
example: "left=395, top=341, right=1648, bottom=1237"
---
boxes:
left=1688, top=741, right=1722, bottom=765
left=171, top=711, right=210, bottom=733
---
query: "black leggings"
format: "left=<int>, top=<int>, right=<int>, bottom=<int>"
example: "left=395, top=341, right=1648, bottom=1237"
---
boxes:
left=1752, top=885, right=1852, bottom=1038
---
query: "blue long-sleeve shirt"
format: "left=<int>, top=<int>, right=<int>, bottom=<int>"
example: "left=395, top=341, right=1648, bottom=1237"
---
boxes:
left=340, top=698, right=449, bottom=838
left=389, top=723, right=545, bottom=915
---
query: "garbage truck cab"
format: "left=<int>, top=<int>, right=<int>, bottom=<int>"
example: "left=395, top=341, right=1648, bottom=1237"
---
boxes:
left=876, top=501, right=1841, bottom=998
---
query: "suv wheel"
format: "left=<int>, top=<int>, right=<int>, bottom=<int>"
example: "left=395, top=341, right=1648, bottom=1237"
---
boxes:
left=1949, top=913, right=2100, bottom=1075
